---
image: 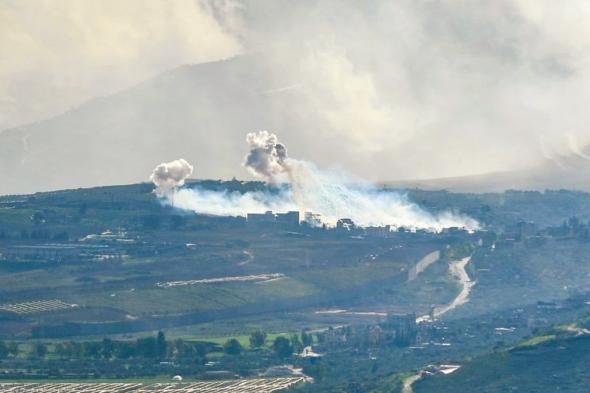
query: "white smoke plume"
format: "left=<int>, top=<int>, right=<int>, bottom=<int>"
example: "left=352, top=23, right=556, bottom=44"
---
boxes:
left=160, top=132, right=479, bottom=232
left=150, top=158, right=194, bottom=196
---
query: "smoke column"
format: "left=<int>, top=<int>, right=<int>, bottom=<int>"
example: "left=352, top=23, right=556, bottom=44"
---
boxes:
left=150, top=158, right=194, bottom=196
left=160, top=132, right=479, bottom=232
left=244, top=130, right=289, bottom=181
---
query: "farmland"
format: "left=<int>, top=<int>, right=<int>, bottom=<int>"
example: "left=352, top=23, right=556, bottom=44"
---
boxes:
left=3, top=182, right=590, bottom=390
left=0, top=377, right=307, bottom=392
left=0, top=300, right=77, bottom=315
left=0, top=181, right=465, bottom=341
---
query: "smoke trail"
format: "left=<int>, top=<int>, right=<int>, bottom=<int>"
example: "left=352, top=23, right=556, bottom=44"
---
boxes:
left=158, top=131, right=479, bottom=232
left=567, top=134, right=590, bottom=161
left=150, top=158, right=194, bottom=196
left=277, top=159, right=479, bottom=230
left=173, top=186, right=297, bottom=217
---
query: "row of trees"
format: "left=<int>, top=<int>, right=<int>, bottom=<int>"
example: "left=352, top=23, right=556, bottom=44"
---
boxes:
left=222, top=330, right=314, bottom=359
left=1, top=229, right=70, bottom=240
left=0, top=341, right=19, bottom=357
left=0, top=332, right=209, bottom=361
left=1, top=330, right=316, bottom=361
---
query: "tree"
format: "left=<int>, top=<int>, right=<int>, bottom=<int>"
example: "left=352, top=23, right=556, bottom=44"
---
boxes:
left=34, top=342, right=47, bottom=358
left=301, top=330, right=313, bottom=347
left=83, top=342, right=101, bottom=359
left=55, top=343, right=67, bottom=359
left=136, top=337, right=157, bottom=358
left=290, top=334, right=303, bottom=353
left=102, top=338, right=114, bottom=359
left=249, top=330, right=267, bottom=348
left=7, top=342, right=18, bottom=357
left=223, top=338, right=242, bottom=356
left=115, top=341, right=135, bottom=359
left=173, top=338, right=187, bottom=358
left=156, top=331, right=167, bottom=359
left=68, top=341, right=82, bottom=358
left=272, top=336, right=293, bottom=359
left=0, top=341, right=8, bottom=358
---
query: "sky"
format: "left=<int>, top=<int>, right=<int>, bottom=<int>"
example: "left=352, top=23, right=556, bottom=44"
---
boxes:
left=0, top=0, right=241, bottom=131
left=2, top=0, right=590, bottom=183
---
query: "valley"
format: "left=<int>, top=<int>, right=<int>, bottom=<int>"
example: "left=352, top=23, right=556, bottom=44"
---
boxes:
left=1, top=181, right=590, bottom=391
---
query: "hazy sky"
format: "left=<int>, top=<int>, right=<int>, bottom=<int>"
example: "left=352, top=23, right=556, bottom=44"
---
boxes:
left=0, top=0, right=241, bottom=131
left=2, top=0, right=590, bottom=181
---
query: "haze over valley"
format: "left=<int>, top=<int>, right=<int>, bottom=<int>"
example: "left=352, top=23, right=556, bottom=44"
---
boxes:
left=2, top=2, right=590, bottom=393
left=4, top=1, right=590, bottom=194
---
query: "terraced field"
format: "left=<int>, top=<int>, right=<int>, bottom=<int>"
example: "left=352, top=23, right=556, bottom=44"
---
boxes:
left=0, top=377, right=307, bottom=392
left=0, top=383, right=143, bottom=392
left=0, top=299, right=77, bottom=314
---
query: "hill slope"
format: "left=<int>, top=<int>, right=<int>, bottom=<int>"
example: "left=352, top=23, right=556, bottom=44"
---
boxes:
left=414, top=334, right=590, bottom=393
left=0, top=55, right=325, bottom=194
left=388, top=151, right=590, bottom=193
left=3, top=52, right=590, bottom=195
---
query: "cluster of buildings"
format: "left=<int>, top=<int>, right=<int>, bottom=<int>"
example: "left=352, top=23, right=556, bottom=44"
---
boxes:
left=497, top=216, right=590, bottom=249
left=246, top=210, right=398, bottom=235
left=246, top=210, right=356, bottom=230
left=315, top=313, right=419, bottom=349
left=244, top=210, right=471, bottom=239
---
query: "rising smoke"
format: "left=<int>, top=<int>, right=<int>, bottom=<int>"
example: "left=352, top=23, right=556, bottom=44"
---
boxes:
left=156, top=132, right=479, bottom=232
left=244, top=131, right=289, bottom=181
left=150, top=158, right=194, bottom=196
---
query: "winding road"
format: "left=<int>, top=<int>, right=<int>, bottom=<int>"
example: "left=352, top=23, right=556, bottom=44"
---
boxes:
left=406, top=255, right=474, bottom=392
left=433, top=256, right=474, bottom=317
left=416, top=255, right=474, bottom=323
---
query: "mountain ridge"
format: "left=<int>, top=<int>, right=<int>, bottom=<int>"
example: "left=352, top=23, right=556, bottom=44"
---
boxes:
left=2, top=54, right=590, bottom=195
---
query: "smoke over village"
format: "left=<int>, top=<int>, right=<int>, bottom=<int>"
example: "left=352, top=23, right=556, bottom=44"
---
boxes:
left=4, top=2, right=590, bottom=392
left=151, top=131, right=479, bottom=232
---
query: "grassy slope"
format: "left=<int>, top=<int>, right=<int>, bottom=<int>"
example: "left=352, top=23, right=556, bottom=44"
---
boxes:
left=451, top=239, right=590, bottom=319
left=414, top=334, right=590, bottom=393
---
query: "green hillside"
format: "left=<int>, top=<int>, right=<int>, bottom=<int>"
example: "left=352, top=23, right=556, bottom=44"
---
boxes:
left=0, top=181, right=463, bottom=339
left=414, top=333, right=590, bottom=393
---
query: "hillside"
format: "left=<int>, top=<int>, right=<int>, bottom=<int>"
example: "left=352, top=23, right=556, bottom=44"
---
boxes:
left=413, top=333, right=590, bottom=393
left=3, top=52, right=590, bottom=196
left=0, top=181, right=467, bottom=339
left=3, top=182, right=590, bottom=387
left=388, top=150, right=590, bottom=193
left=3, top=183, right=590, bottom=339
left=0, top=54, right=314, bottom=194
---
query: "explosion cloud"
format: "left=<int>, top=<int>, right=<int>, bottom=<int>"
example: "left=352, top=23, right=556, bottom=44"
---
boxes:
left=244, top=131, right=289, bottom=181
left=150, top=158, right=194, bottom=196
left=156, top=132, right=480, bottom=232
